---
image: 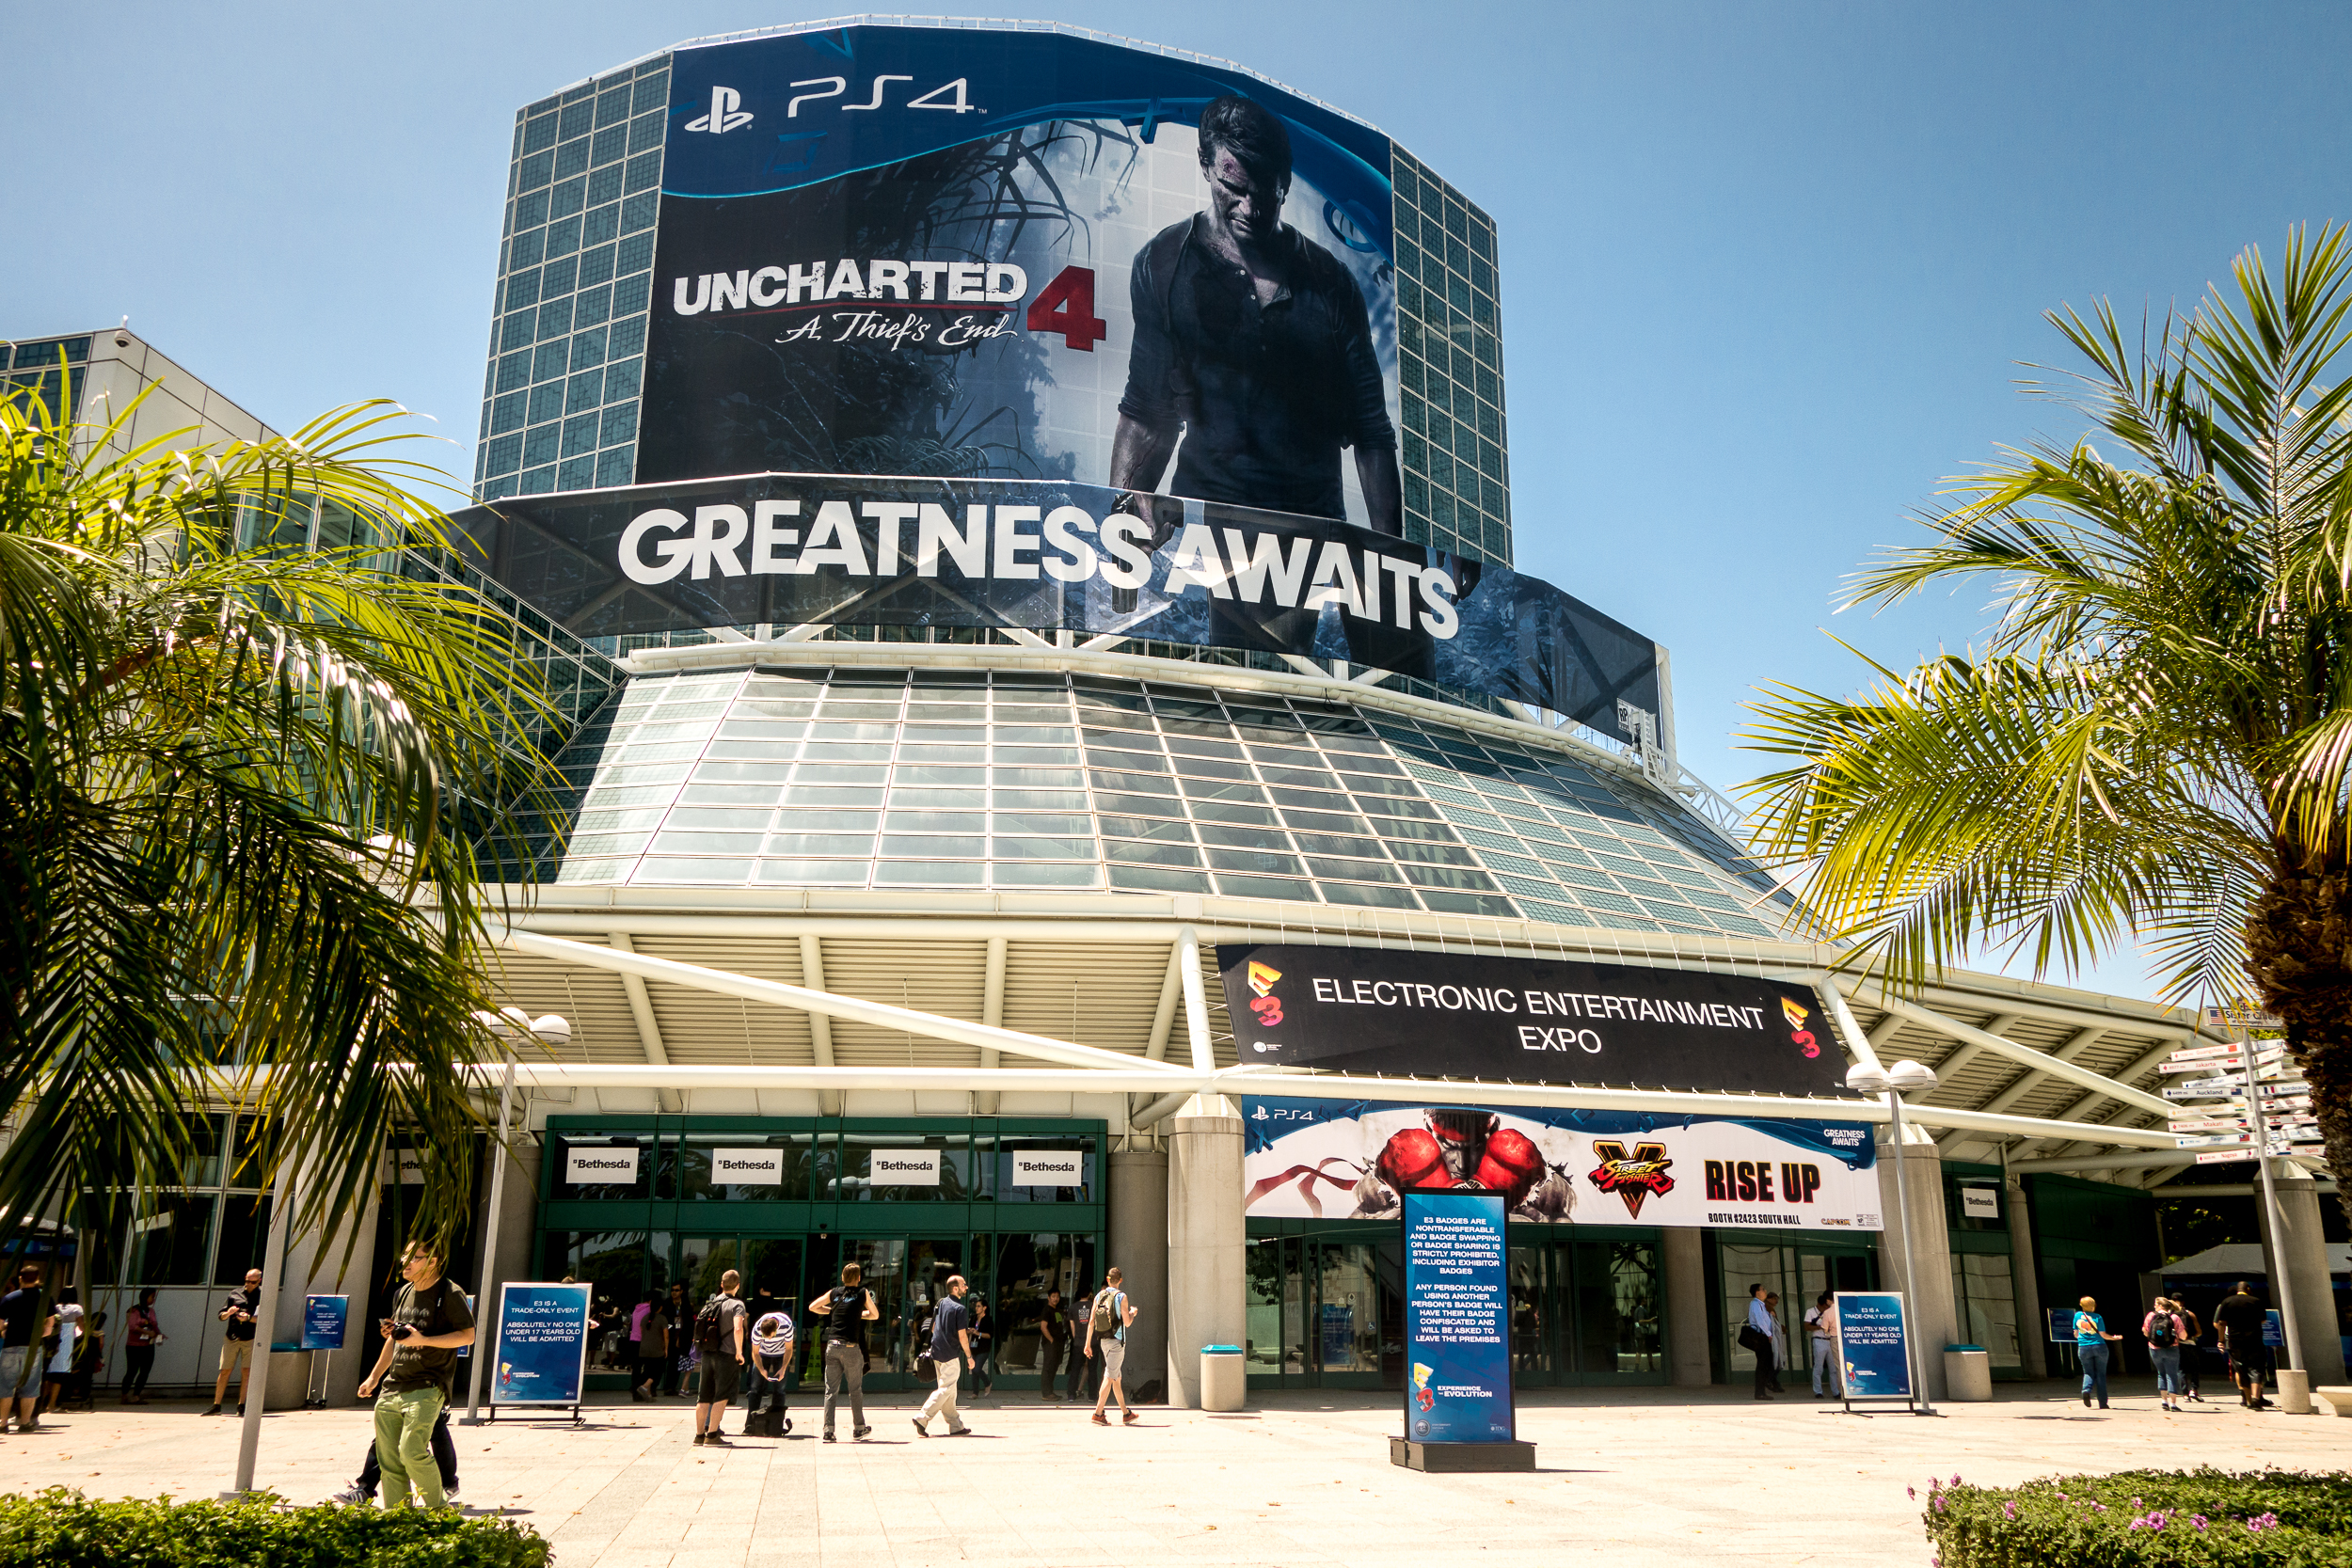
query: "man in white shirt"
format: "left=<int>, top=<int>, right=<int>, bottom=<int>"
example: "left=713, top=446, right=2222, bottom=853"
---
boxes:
left=1744, top=1284, right=1778, bottom=1401
left=1804, top=1292, right=1838, bottom=1398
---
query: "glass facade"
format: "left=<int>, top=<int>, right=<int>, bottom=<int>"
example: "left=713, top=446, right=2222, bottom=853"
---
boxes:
left=506, top=662, right=1790, bottom=934
left=4, top=334, right=92, bottom=425
left=475, top=56, right=670, bottom=501
left=1392, top=150, right=1510, bottom=566
left=537, top=1115, right=1105, bottom=1392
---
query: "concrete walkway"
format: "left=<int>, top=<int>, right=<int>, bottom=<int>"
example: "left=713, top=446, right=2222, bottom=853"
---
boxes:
left=3, top=1380, right=2344, bottom=1566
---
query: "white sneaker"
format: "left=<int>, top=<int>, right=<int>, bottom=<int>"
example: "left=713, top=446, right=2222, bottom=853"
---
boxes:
left=328, top=1482, right=371, bottom=1505
left=443, top=1485, right=462, bottom=1507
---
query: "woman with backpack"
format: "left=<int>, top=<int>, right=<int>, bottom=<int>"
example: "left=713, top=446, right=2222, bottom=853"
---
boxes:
left=2143, top=1295, right=2189, bottom=1412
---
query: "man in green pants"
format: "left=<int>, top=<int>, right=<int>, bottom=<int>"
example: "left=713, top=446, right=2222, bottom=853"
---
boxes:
left=357, top=1242, right=476, bottom=1509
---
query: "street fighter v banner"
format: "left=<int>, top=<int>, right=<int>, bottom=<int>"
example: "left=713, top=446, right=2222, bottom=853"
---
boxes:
left=1243, top=1098, right=1882, bottom=1232
left=1218, top=944, right=1852, bottom=1098
left=448, top=474, right=1664, bottom=743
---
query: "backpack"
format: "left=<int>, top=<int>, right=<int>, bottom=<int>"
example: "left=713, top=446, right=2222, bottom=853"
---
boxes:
left=693, top=1294, right=728, bottom=1354
left=1089, top=1289, right=1120, bottom=1338
left=2147, top=1314, right=2178, bottom=1348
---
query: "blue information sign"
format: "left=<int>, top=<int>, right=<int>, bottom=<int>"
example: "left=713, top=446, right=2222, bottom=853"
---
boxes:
left=2264, top=1309, right=2283, bottom=1349
left=1834, top=1291, right=1914, bottom=1403
left=2046, top=1307, right=2074, bottom=1344
left=300, top=1295, right=348, bottom=1352
left=488, top=1282, right=594, bottom=1407
left=1401, top=1189, right=1515, bottom=1444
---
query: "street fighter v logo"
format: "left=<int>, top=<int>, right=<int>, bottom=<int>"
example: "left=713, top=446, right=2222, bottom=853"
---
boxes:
left=1586, top=1140, right=1675, bottom=1219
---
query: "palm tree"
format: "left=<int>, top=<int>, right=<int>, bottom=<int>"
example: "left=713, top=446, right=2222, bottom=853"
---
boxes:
left=1, top=371, right=555, bottom=1266
left=1741, top=225, right=2352, bottom=1227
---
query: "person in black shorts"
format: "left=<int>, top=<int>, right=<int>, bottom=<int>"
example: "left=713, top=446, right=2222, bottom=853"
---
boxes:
left=692, top=1270, right=747, bottom=1446
left=2214, top=1280, right=2273, bottom=1409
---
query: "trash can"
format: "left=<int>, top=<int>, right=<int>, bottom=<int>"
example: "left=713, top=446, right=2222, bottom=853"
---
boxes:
left=1200, top=1344, right=1245, bottom=1412
left=1943, top=1344, right=1993, bottom=1402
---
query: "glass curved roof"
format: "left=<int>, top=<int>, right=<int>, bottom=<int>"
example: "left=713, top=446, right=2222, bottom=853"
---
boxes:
left=507, top=664, right=1791, bottom=941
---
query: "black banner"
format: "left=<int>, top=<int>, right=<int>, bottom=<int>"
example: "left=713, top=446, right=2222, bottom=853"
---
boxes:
left=1217, top=944, right=1850, bottom=1099
left=450, top=474, right=1663, bottom=745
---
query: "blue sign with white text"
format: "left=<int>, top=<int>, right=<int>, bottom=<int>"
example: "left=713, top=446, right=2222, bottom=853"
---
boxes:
left=1401, top=1188, right=1514, bottom=1444
left=1835, top=1291, right=1913, bottom=1402
left=300, top=1295, right=348, bottom=1353
left=489, top=1282, right=594, bottom=1406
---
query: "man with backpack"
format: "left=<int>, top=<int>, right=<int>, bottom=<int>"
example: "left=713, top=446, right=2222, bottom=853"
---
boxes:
left=808, top=1262, right=880, bottom=1443
left=911, top=1274, right=975, bottom=1438
left=355, top=1242, right=475, bottom=1510
left=691, top=1270, right=747, bottom=1447
left=1086, top=1266, right=1139, bottom=1427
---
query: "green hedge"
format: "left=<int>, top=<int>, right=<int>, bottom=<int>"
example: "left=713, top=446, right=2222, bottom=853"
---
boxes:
left=1921, top=1468, right=2352, bottom=1567
left=0, top=1488, right=551, bottom=1568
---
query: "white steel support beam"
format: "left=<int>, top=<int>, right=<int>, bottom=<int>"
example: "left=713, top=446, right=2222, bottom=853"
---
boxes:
left=799, top=935, right=838, bottom=1117
left=1176, top=926, right=1216, bottom=1074
left=1972, top=1025, right=2107, bottom=1119
left=977, top=935, right=1006, bottom=1115
left=1914, top=1012, right=2022, bottom=1101
left=492, top=927, right=1183, bottom=1077
left=606, top=932, right=680, bottom=1113
left=2017, top=1037, right=2190, bottom=1160
left=1900, top=1102, right=2179, bottom=1150
left=1818, top=982, right=1885, bottom=1076
left=1144, top=944, right=1184, bottom=1062
left=1837, top=981, right=2171, bottom=1118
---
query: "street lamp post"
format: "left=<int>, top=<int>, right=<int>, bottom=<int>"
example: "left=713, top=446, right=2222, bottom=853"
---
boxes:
left=464, top=1008, right=569, bottom=1426
left=1847, top=1058, right=1941, bottom=1415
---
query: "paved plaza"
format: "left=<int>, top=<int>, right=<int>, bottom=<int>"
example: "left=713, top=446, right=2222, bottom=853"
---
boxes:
left=3, top=1380, right=2344, bottom=1566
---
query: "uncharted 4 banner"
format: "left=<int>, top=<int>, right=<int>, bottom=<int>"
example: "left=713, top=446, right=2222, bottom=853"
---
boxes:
left=1243, top=1097, right=1882, bottom=1231
left=649, top=24, right=1405, bottom=532
left=451, top=474, right=1662, bottom=743
left=1218, top=944, right=1850, bottom=1098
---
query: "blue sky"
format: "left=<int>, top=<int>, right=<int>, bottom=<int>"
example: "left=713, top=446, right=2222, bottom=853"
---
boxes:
left=10, top=1, right=2348, bottom=999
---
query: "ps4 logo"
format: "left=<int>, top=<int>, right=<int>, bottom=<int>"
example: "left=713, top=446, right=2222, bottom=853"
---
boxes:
left=687, top=87, right=754, bottom=135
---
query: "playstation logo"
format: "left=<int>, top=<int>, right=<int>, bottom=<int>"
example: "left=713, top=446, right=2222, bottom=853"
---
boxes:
left=686, top=86, right=753, bottom=134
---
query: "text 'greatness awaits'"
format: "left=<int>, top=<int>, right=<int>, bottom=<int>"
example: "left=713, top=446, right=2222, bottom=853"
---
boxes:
left=617, top=499, right=1463, bottom=638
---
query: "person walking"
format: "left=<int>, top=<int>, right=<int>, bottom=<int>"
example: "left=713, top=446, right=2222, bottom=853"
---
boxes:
left=1, top=1265, right=52, bottom=1433
left=2143, top=1295, right=2188, bottom=1412
left=355, top=1242, right=476, bottom=1510
left=1762, top=1291, right=1788, bottom=1393
left=2214, top=1281, right=2272, bottom=1410
left=206, top=1268, right=263, bottom=1417
left=1804, top=1292, right=1838, bottom=1398
left=2074, top=1295, right=2122, bottom=1409
left=1035, top=1289, right=1070, bottom=1401
left=912, top=1273, right=975, bottom=1438
left=691, top=1269, right=747, bottom=1447
left=809, top=1262, right=879, bottom=1443
left=660, top=1282, right=691, bottom=1397
left=632, top=1292, right=670, bottom=1402
left=1086, top=1266, right=1139, bottom=1427
left=121, top=1289, right=164, bottom=1404
left=39, top=1288, right=83, bottom=1415
left=968, top=1294, right=994, bottom=1397
left=1741, top=1283, right=1777, bottom=1401
left=2176, top=1298, right=2207, bottom=1402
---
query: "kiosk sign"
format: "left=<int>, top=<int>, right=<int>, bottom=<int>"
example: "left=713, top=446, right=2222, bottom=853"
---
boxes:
left=1400, top=1189, right=1514, bottom=1445
left=489, top=1282, right=595, bottom=1408
left=1833, top=1291, right=1914, bottom=1405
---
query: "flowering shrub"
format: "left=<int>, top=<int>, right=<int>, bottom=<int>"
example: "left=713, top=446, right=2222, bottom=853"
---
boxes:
left=1920, top=1469, right=2351, bottom=1567
left=0, top=1488, right=551, bottom=1567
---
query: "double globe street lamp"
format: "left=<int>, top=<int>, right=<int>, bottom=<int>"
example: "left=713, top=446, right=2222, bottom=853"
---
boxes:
left=463, top=1007, right=570, bottom=1424
left=1846, top=1057, right=1940, bottom=1414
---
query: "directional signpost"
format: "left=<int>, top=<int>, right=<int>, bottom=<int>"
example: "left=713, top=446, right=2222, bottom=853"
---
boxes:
left=2160, top=1022, right=2310, bottom=1372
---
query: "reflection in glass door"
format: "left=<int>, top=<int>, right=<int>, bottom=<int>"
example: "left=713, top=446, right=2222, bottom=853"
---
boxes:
left=902, top=1239, right=963, bottom=1375
left=1573, top=1239, right=1662, bottom=1376
left=1507, top=1244, right=1552, bottom=1381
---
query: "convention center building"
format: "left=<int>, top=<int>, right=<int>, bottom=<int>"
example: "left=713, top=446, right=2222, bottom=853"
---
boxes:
left=11, top=14, right=2342, bottom=1408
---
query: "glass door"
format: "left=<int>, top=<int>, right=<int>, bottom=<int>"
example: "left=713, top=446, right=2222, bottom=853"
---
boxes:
left=1571, top=1237, right=1662, bottom=1379
left=1507, top=1239, right=1556, bottom=1386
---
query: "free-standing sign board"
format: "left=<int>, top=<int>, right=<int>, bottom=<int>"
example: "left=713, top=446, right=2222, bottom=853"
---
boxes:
left=300, top=1295, right=348, bottom=1352
left=488, top=1282, right=594, bottom=1420
left=1833, top=1291, right=1915, bottom=1409
left=1393, top=1188, right=1531, bottom=1470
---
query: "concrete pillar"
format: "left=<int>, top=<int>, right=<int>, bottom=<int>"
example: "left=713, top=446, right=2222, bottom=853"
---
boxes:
left=2259, top=1164, right=2347, bottom=1386
left=1108, top=1145, right=1170, bottom=1401
left=1165, top=1094, right=1244, bottom=1410
left=2006, top=1173, right=2048, bottom=1379
left=1876, top=1120, right=1958, bottom=1402
left=1661, top=1227, right=1712, bottom=1387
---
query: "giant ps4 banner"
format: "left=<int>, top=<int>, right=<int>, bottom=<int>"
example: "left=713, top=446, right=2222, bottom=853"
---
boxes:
left=454, top=23, right=1664, bottom=743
